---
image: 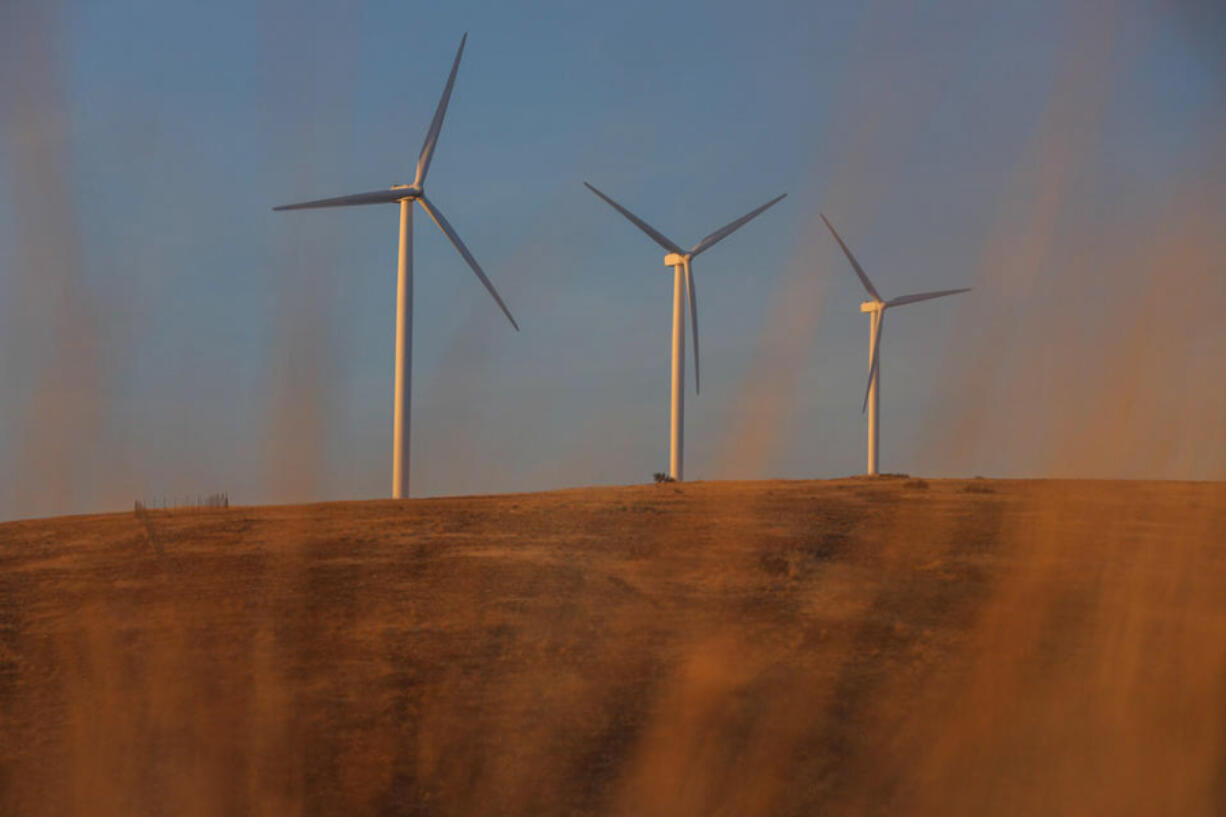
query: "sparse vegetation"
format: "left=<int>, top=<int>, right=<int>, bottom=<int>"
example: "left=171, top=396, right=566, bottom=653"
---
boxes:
left=134, top=492, right=229, bottom=512
left=132, top=500, right=162, bottom=553
left=132, top=493, right=228, bottom=552
left=904, top=479, right=930, bottom=490
left=652, top=472, right=675, bottom=484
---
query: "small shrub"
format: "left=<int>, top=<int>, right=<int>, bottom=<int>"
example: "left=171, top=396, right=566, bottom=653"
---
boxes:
left=133, top=501, right=162, bottom=553
left=759, top=551, right=792, bottom=577
left=653, top=472, right=676, bottom=484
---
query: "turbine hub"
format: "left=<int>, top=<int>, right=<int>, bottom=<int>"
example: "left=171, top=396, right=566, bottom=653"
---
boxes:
left=663, top=252, right=690, bottom=267
left=390, top=184, right=421, bottom=198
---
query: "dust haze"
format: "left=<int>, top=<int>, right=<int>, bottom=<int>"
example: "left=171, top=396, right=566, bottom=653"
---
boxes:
left=1, top=0, right=111, bottom=519
left=915, top=0, right=1226, bottom=481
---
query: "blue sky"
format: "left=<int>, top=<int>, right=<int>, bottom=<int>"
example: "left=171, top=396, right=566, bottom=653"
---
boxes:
left=2, top=0, right=1224, bottom=519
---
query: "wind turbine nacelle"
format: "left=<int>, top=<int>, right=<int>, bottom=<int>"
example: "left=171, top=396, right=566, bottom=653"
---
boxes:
left=860, top=301, right=883, bottom=313
left=663, top=253, right=689, bottom=267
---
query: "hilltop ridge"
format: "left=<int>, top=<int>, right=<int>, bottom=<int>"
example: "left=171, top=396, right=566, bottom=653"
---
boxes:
left=2, top=478, right=1224, bottom=816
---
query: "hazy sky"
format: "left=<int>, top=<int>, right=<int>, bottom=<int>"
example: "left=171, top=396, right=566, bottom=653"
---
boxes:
left=1, top=0, right=1223, bottom=519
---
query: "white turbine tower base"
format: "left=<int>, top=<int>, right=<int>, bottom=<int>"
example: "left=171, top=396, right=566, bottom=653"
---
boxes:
left=586, top=184, right=787, bottom=481
left=822, top=214, right=969, bottom=477
left=274, top=35, right=518, bottom=499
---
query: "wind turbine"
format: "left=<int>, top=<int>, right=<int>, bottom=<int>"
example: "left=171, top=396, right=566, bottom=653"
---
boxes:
left=585, top=182, right=786, bottom=480
left=820, top=213, right=969, bottom=476
left=273, top=34, right=518, bottom=499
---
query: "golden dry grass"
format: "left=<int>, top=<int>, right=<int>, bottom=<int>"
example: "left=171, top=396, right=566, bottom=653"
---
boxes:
left=1, top=478, right=1224, bottom=815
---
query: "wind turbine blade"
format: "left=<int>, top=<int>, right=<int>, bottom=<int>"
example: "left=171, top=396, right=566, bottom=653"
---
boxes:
left=690, top=193, right=787, bottom=257
left=862, top=313, right=884, bottom=413
left=583, top=182, right=683, bottom=254
left=273, top=188, right=408, bottom=211
left=886, top=287, right=971, bottom=308
left=417, top=194, right=519, bottom=330
left=413, top=33, right=467, bottom=188
left=820, top=213, right=882, bottom=302
left=684, top=259, right=700, bottom=394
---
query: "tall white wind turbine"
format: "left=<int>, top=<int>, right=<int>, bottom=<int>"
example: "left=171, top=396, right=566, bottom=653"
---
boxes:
left=585, top=183, right=786, bottom=480
left=820, top=214, right=969, bottom=476
left=274, top=34, right=517, bottom=499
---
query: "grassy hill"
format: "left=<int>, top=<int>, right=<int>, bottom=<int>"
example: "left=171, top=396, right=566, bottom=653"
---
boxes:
left=2, top=478, right=1224, bottom=816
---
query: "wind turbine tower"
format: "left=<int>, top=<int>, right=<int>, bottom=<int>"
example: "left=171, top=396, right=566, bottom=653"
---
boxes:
left=820, top=214, right=969, bottom=476
left=585, top=183, right=786, bottom=480
left=274, top=34, right=518, bottom=499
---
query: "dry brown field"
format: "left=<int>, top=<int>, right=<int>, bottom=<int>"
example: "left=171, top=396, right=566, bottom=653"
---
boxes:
left=1, top=478, right=1224, bottom=816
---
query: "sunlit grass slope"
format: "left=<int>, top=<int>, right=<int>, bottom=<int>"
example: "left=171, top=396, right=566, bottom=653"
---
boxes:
left=2, top=478, right=1224, bottom=816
